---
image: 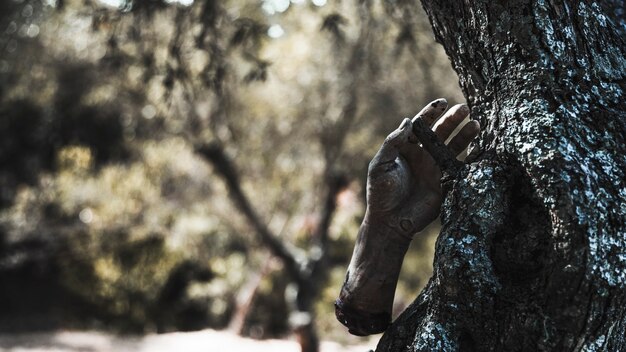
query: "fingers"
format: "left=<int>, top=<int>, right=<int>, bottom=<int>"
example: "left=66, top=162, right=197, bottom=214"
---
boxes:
left=399, top=98, right=447, bottom=174
left=411, top=98, right=448, bottom=126
left=447, top=120, right=480, bottom=156
left=433, top=104, right=470, bottom=141
left=371, top=99, right=479, bottom=179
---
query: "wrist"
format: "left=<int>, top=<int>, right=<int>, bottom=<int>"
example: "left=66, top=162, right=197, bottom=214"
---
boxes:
left=362, top=216, right=413, bottom=244
left=363, top=208, right=430, bottom=241
left=336, top=216, right=413, bottom=335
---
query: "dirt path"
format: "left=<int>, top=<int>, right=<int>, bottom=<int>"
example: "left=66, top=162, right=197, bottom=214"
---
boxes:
left=0, top=329, right=376, bottom=352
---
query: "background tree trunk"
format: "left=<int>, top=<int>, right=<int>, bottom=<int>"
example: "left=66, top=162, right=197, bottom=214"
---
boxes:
left=377, top=1, right=626, bottom=351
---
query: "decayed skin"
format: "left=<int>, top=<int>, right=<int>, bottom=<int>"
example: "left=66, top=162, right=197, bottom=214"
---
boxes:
left=335, top=99, right=480, bottom=336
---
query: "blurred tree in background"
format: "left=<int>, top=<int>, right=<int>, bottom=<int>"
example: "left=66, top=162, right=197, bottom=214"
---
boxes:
left=0, top=0, right=461, bottom=349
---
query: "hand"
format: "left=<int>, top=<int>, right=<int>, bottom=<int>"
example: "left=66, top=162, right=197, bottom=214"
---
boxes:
left=335, top=99, right=480, bottom=336
left=366, top=98, right=480, bottom=236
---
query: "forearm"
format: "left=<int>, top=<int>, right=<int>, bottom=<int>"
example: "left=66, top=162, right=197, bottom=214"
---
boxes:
left=335, top=98, right=478, bottom=336
left=335, top=216, right=413, bottom=335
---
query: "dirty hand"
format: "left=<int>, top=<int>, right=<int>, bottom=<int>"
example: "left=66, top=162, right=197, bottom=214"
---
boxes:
left=335, top=99, right=479, bottom=336
left=365, top=98, right=480, bottom=237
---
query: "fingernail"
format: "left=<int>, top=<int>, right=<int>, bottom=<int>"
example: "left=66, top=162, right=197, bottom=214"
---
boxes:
left=430, top=98, right=447, bottom=109
left=468, top=120, right=480, bottom=132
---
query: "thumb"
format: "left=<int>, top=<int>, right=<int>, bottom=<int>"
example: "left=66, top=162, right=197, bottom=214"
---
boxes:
left=368, top=118, right=416, bottom=174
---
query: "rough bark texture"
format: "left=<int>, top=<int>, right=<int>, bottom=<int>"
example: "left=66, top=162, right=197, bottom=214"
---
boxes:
left=377, top=1, right=626, bottom=351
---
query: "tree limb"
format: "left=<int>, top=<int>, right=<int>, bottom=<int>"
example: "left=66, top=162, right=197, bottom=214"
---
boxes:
left=312, top=173, right=348, bottom=252
left=196, top=143, right=303, bottom=281
left=411, top=117, right=464, bottom=176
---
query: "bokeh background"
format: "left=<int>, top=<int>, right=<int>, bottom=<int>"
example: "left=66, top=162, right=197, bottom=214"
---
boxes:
left=0, top=0, right=463, bottom=350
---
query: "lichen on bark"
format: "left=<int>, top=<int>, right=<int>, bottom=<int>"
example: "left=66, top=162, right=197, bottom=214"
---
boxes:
left=377, top=1, right=626, bottom=351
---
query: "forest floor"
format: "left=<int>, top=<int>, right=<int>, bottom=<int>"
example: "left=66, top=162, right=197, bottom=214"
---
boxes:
left=0, top=329, right=377, bottom=352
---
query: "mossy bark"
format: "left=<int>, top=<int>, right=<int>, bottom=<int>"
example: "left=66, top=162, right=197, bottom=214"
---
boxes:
left=377, top=1, right=626, bottom=351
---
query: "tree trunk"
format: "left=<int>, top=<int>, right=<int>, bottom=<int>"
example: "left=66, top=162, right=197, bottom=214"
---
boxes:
left=377, top=1, right=626, bottom=351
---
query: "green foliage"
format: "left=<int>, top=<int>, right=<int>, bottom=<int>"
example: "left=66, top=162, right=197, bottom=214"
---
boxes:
left=0, top=144, right=231, bottom=332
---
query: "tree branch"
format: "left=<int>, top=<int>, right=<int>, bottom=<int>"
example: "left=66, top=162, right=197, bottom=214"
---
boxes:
left=411, top=117, right=464, bottom=176
left=196, top=143, right=303, bottom=281
left=312, top=173, right=348, bottom=252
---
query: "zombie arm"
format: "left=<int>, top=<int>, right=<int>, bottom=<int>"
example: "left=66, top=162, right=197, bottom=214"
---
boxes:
left=335, top=99, right=480, bottom=336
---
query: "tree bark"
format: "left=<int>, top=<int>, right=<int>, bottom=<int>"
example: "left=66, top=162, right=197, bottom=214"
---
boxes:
left=377, top=1, right=626, bottom=351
